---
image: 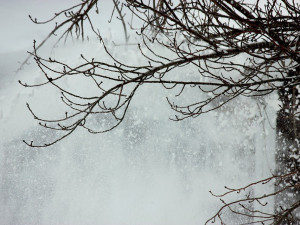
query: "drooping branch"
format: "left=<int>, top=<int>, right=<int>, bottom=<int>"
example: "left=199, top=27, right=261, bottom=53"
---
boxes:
left=18, top=0, right=100, bottom=71
left=21, top=0, right=300, bottom=148
left=19, top=0, right=300, bottom=223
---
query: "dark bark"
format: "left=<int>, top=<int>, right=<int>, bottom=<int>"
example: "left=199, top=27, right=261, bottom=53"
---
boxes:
left=276, top=67, right=300, bottom=223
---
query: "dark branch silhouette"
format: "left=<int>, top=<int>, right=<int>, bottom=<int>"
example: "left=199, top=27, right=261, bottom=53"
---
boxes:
left=20, top=0, right=300, bottom=224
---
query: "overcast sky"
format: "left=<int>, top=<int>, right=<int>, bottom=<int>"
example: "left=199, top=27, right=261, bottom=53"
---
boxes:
left=0, top=0, right=81, bottom=54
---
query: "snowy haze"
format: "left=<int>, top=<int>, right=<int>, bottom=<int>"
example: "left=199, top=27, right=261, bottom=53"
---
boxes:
left=0, top=1, right=277, bottom=224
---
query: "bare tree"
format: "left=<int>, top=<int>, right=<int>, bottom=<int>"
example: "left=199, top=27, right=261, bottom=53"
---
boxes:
left=20, top=0, right=300, bottom=224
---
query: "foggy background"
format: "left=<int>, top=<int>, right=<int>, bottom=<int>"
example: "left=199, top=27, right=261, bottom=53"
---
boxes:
left=0, top=1, right=277, bottom=224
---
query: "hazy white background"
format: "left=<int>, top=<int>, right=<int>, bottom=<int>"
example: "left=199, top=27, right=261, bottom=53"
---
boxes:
left=0, top=1, right=277, bottom=224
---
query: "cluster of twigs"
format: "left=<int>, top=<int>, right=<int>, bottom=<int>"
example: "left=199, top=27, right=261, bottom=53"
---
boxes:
left=206, top=171, right=300, bottom=224
left=19, top=0, right=100, bottom=70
